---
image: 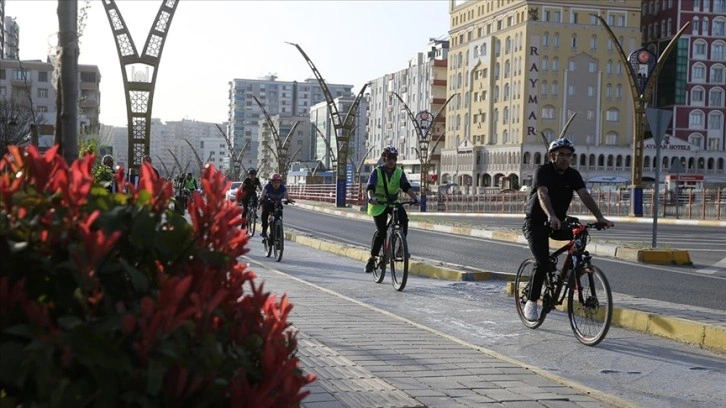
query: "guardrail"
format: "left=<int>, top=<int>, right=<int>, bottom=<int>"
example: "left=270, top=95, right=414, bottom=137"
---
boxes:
left=287, top=184, right=725, bottom=220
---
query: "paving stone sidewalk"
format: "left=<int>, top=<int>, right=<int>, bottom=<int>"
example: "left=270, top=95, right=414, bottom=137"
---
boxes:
left=253, top=264, right=631, bottom=408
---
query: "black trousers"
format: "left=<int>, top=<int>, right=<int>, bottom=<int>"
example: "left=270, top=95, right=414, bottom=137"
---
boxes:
left=370, top=207, right=408, bottom=257
left=522, top=218, right=551, bottom=302
left=260, top=201, right=278, bottom=233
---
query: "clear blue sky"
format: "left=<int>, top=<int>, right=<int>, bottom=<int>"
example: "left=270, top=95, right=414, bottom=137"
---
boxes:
left=6, top=0, right=450, bottom=126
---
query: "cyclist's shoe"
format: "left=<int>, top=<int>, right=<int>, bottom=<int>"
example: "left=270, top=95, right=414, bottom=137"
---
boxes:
left=364, top=257, right=375, bottom=273
left=524, top=300, right=540, bottom=321
left=395, top=246, right=404, bottom=259
left=260, top=231, right=267, bottom=239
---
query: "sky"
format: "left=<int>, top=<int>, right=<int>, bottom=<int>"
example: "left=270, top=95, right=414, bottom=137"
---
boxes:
left=6, top=0, right=451, bottom=127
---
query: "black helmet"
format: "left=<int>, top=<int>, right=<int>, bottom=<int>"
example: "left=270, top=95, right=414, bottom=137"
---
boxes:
left=248, top=168, right=257, bottom=175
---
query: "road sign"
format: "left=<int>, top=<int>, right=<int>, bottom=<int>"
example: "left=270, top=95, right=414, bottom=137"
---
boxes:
left=645, top=108, right=673, bottom=248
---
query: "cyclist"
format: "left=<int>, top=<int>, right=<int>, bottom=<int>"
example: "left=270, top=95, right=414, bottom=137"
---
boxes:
left=258, top=173, right=294, bottom=240
left=522, top=138, right=613, bottom=321
left=364, top=145, right=419, bottom=273
left=239, top=168, right=262, bottom=220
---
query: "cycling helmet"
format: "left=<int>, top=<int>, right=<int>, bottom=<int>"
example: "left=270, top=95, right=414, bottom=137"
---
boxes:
left=271, top=173, right=282, bottom=181
left=382, top=145, right=398, bottom=159
left=548, top=138, right=575, bottom=153
left=248, top=168, right=257, bottom=175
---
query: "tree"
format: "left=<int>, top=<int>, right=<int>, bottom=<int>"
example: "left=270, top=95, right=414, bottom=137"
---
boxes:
left=0, top=98, right=44, bottom=155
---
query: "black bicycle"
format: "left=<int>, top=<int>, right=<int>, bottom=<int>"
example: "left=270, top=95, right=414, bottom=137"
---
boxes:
left=514, top=216, right=613, bottom=346
left=370, top=200, right=417, bottom=291
left=244, top=195, right=258, bottom=237
left=262, top=199, right=292, bottom=262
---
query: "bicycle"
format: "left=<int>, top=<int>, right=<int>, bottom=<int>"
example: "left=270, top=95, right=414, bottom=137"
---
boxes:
left=370, top=200, right=417, bottom=291
left=244, top=195, right=258, bottom=237
left=262, top=199, right=292, bottom=262
left=514, top=216, right=613, bottom=346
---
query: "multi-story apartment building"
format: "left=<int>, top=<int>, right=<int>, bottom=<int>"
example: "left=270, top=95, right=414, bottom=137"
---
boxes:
left=1, top=0, right=7, bottom=59
left=444, top=0, right=647, bottom=192
left=642, top=0, right=726, bottom=187
left=3, top=16, right=19, bottom=60
left=366, top=39, right=449, bottom=188
left=257, top=113, right=312, bottom=180
left=0, top=59, right=101, bottom=140
left=227, top=75, right=352, bottom=173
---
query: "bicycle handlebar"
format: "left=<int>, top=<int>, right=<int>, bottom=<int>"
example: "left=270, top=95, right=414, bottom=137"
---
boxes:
left=376, top=200, right=419, bottom=207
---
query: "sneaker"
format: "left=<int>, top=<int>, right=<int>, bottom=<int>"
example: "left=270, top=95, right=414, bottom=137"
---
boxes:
left=260, top=231, right=267, bottom=239
left=364, top=257, right=375, bottom=273
left=524, top=300, right=540, bottom=321
left=395, top=245, right=404, bottom=259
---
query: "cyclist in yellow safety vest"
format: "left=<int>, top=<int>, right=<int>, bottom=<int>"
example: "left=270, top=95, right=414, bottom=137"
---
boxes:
left=364, top=145, right=419, bottom=273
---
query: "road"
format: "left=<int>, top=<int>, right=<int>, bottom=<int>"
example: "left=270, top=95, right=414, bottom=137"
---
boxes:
left=243, top=233, right=726, bottom=407
left=284, top=206, right=726, bottom=311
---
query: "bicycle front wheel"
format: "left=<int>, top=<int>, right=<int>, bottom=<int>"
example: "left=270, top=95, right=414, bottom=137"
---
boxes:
left=247, top=208, right=257, bottom=237
left=514, top=258, right=546, bottom=329
left=567, top=264, right=612, bottom=346
left=389, top=230, right=408, bottom=291
left=371, top=231, right=385, bottom=283
left=274, top=220, right=284, bottom=262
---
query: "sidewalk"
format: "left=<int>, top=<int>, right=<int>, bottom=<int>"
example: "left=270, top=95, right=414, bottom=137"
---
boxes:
left=251, top=260, right=633, bottom=408
left=287, top=201, right=726, bottom=354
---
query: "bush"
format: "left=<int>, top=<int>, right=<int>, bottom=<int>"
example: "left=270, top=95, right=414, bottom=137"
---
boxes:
left=0, top=145, right=314, bottom=407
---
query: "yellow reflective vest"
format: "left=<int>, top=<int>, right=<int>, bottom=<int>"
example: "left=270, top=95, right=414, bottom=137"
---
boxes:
left=367, top=166, right=402, bottom=217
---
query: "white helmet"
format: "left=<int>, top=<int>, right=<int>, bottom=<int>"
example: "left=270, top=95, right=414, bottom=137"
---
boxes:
left=548, top=138, right=575, bottom=153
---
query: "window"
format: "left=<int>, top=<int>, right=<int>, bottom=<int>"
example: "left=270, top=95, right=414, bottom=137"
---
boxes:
left=693, top=18, right=701, bottom=34
left=568, top=85, right=575, bottom=96
left=571, top=34, right=578, bottom=48
left=691, top=87, right=705, bottom=104
left=693, top=40, right=707, bottom=58
left=606, top=84, right=613, bottom=98
left=714, top=20, right=725, bottom=37
left=541, top=80, right=548, bottom=95
left=553, top=33, right=560, bottom=47
left=713, top=42, right=725, bottom=61
left=616, top=84, right=623, bottom=98
left=692, top=64, right=706, bottom=81
left=13, top=70, right=28, bottom=81
left=80, top=72, right=97, bottom=82
left=703, top=18, right=710, bottom=36
left=710, top=88, right=724, bottom=106
left=709, top=112, right=723, bottom=129
left=588, top=86, right=595, bottom=96
left=552, top=57, right=559, bottom=71
left=606, top=108, right=620, bottom=121
left=37, top=88, right=49, bottom=98
left=590, top=35, right=597, bottom=50
left=716, top=0, right=726, bottom=12
left=542, top=105, right=556, bottom=119
left=607, top=60, right=613, bottom=74
left=589, top=62, right=597, bottom=73
left=37, top=106, right=48, bottom=113
left=712, top=65, right=725, bottom=83
left=38, top=71, right=48, bottom=82
left=568, top=60, right=576, bottom=71
left=542, top=57, right=549, bottom=71
left=689, top=111, right=704, bottom=127
left=543, top=32, right=550, bottom=47
left=551, top=81, right=559, bottom=96
left=606, top=132, right=618, bottom=145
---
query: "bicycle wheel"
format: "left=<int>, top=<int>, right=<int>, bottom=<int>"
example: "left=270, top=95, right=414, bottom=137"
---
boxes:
left=389, top=230, right=409, bottom=291
left=247, top=208, right=257, bottom=237
left=514, top=258, right=546, bottom=329
left=371, top=231, right=385, bottom=283
left=567, top=264, right=612, bottom=346
left=273, top=220, right=284, bottom=262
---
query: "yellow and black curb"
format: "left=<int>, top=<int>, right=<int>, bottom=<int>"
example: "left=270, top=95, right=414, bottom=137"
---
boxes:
left=298, top=203, right=693, bottom=266
left=285, top=229, right=724, bottom=354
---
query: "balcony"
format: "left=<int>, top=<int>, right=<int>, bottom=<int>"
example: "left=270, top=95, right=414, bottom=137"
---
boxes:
left=433, top=59, right=447, bottom=67
left=432, top=79, right=446, bottom=86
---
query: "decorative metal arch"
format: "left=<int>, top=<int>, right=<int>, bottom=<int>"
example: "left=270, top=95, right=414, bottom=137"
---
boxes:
left=103, top=0, right=179, bottom=170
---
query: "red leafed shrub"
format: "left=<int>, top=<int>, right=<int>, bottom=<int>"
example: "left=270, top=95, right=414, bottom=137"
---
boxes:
left=0, top=145, right=314, bottom=406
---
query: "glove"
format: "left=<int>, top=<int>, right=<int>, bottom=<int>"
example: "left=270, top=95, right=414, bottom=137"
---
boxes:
left=368, top=197, right=378, bottom=205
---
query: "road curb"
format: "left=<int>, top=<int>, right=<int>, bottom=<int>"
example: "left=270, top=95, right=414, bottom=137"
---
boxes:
left=286, top=229, right=724, bottom=354
left=296, top=203, right=693, bottom=266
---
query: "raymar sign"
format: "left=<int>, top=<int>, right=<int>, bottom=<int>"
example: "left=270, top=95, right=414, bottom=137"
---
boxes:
left=643, top=135, right=694, bottom=151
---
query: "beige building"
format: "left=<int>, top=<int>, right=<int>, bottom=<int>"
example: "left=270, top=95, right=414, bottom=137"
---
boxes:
left=444, top=0, right=642, bottom=192
left=257, top=113, right=312, bottom=181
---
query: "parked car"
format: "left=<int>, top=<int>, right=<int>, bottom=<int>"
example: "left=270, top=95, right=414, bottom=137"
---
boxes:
left=225, top=181, right=243, bottom=201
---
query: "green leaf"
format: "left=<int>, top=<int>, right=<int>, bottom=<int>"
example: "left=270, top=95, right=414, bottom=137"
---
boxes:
left=0, top=341, right=27, bottom=387
left=121, top=263, right=150, bottom=293
left=3, top=324, right=36, bottom=339
left=63, top=326, right=133, bottom=373
left=146, top=358, right=166, bottom=396
left=57, top=315, right=84, bottom=330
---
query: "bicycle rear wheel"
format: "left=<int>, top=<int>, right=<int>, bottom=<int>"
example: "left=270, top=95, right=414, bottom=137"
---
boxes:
left=371, top=231, right=385, bottom=283
left=389, top=230, right=409, bottom=291
left=247, top=207, right=257, bottom=236
left=273, top=220, right=284, bottom=262
left=567, top=264, right=612, bottom=346
left=514, top=258, right=546, bottom=329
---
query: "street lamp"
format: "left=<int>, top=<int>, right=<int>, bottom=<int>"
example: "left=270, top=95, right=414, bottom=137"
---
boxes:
left=252, top=96, right=302, bottom=182
left=595, top=15, right=689, bottom=217
left=392, top=92, right=456, bottom=212
left=288, top=42, right=369, bottom=208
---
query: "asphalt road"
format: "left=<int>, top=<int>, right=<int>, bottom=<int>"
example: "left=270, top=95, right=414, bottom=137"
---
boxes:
left=284, top=206, right=726, bottom=311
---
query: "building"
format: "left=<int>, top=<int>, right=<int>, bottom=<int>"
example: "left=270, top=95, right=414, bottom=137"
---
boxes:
left=3, top=16, right=19, bottom=60
left=444, top=0, right=648, bottom=193
left=0, top=58, right=101, bottom=141
left=310, top=94, right=370, bottom=181
left=227, top=75, right=353, bottom=173
left=642, top=0, right=726, bottom=187
left=366, top=39, right=450, bottom=189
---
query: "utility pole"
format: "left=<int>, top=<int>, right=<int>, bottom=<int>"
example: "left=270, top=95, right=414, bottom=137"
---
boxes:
left=57, top=0, right=79, bottom=163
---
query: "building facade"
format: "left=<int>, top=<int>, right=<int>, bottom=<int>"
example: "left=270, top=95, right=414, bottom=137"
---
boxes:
left=2, top=16, right=19, bottom=60
left=365, top=39, right=450, bottom=189
left=642, top=0, right=726, bottom=186
left=257, top=113, right=312, bottom=180
left=227, top=75, right=352, bottom=174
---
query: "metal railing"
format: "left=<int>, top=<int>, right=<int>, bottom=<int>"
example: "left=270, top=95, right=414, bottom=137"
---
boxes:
left=287, top=184, right=726, bottom=220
